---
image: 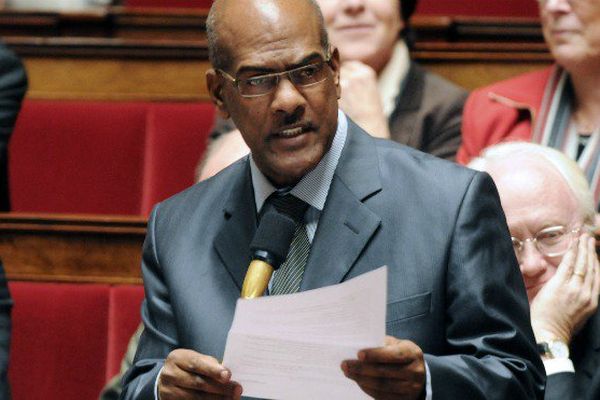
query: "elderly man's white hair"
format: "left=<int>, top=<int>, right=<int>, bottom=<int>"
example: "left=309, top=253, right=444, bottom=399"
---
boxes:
left=468, top=141, right=596, bottom=227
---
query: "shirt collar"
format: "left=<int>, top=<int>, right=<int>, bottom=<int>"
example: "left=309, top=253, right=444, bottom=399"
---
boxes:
left=250, top=109, right=348, bottom=213
left=378, top=40, right=410, bottom=117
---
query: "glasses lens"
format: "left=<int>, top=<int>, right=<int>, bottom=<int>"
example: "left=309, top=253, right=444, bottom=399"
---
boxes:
left=238, top=75, right=278, bottom=97
left=537, top=226, right=570, bottom=257
left=289, top=61, right=327, bottom=87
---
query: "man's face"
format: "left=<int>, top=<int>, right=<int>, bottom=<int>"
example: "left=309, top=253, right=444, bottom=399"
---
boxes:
left=540, top=0, right=600, bottom=70
left=207, top=0, right=341, bottom=187
left=316, top=0, right=402, bottom=73
left=489, top=158, right=583, bottom=301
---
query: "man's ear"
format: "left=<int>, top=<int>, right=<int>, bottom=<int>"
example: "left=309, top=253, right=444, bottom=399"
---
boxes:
left=329, top=47, right=341, bottom=99
left=206, top=68, right=230, bottom=119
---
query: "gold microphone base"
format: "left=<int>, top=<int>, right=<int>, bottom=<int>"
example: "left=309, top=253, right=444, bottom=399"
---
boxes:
left=241, top=259, right=273, bottom=299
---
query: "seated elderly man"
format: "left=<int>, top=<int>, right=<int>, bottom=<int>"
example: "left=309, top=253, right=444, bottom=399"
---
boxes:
left=469, top=142, right=600, bottom=400
left=210, top=0, right=467, bottom=161
left=459, top=0, right=600, bottom=208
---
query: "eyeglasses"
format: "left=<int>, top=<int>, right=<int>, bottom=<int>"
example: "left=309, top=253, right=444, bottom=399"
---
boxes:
left=511, top=225, right=581, bottom=259
left=218, top=56, right=332, bottom=98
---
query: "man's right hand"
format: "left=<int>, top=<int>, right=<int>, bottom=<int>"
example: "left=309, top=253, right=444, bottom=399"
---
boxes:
left=158, top=349, right=243, bottom=399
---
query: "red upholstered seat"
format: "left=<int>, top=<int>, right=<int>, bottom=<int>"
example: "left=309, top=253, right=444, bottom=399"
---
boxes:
left=8, top=282, right=145, bottom=400
left=141, top=103, right=214, bottom=215
left=9, top=100, right=215, bottom=215
left=9, top=101, right=148, bottom=215
left=106, top=285, right=145, bottom=380
left=8, top=282, right=111, bottom=400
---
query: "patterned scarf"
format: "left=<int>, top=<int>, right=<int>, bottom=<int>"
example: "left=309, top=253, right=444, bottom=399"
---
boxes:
left=532, top=66, right=600, bottom=210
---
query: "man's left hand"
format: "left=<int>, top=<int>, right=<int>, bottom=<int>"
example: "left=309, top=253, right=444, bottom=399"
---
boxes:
left=342, top=336, right=426, bottom=400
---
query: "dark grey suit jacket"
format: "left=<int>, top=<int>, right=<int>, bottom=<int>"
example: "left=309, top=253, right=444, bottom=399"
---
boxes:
left=122, top=120, right=545, bottom=399
left=388, top=62, right=467, bottom=161
left=0, top=43, right=27, bottom=212
left=545, top=310, right=600, bottom=400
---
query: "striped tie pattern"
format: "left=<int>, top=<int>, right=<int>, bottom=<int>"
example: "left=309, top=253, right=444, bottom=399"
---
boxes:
left=266, top=193, right=310, bottom=295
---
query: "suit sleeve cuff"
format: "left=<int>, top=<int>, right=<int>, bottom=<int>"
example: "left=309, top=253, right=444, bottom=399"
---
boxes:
left=543, top=358, right=574, bottom=375
left=424, top=360, right=432, bottom=400
left=154, top=366, right=165, bottom=400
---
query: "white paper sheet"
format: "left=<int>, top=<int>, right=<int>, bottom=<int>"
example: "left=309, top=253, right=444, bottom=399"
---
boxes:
left=223, top=266, right=387, bottom=400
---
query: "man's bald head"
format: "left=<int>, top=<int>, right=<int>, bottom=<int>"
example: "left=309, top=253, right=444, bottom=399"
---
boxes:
left=206, top=0, right=329, bottom=72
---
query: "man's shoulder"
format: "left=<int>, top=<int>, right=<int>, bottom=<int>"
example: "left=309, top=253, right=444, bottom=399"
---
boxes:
left=343, top=120, right=479, bottom=198
left=374, top=137, right=476, bottom=184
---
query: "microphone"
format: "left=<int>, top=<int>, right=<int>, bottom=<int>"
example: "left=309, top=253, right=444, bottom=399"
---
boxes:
left=241, top=210, right=296, bottom=299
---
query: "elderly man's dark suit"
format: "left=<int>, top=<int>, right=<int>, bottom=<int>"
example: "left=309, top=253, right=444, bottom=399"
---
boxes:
left=0, top=43, right=27, bottom=211
left=544, top=309, right=600, bottom=400
left=122, top=119, right=545, bottom=399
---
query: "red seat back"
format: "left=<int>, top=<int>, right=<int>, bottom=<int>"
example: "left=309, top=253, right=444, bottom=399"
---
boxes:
left=8, top=282, right=111, bottom=400
left=9, top=100, right=148, bottom=214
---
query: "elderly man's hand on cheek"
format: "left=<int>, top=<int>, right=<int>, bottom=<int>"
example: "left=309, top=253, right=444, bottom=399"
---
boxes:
left=531, top=233, right=600, bottom=346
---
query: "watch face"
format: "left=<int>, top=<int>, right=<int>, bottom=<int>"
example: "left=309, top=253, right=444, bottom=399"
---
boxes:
left=549, top=341, right=570, bottom=359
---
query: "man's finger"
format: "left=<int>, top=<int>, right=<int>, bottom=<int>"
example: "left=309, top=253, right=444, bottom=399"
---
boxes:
left=358, top=340, right=421, bottom=364
left=342, top=360, right=419, bottom=379
left=174, top=351, right=231, bottom=383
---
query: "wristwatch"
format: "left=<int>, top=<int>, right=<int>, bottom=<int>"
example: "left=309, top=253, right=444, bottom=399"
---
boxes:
left=537, top=340, right=570, bottom=359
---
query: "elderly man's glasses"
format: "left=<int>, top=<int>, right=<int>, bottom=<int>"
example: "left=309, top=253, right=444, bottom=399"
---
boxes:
left=218, top=56, right=332, bottom=98
left=511, top=226, right=581, bottom=259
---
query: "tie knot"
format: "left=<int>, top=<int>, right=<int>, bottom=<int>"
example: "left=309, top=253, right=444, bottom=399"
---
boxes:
left=267, top=193, right=309, bottom=223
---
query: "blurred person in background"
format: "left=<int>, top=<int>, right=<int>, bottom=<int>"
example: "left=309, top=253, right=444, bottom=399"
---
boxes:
left=460, top=0, right=600, bottom=209
left=470, top=142, right=600, bottom=400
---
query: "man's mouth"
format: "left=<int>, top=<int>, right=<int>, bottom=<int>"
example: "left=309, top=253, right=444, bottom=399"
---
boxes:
left=273, top=124, right=314, bottom=138
left=278, top=126, right=305, bottom=137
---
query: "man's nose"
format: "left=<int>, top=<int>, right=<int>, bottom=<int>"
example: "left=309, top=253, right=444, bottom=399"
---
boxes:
left=543, top=0, right=572, bottom=13
left=342, top=0, right=366, bottom=15
left=518, top=241, right=548, bottom=278
left=270, top=76, right=306, bottom=116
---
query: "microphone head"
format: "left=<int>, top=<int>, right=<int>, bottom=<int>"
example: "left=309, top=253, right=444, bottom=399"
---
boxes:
left=250, top=210, right=296, bottom=269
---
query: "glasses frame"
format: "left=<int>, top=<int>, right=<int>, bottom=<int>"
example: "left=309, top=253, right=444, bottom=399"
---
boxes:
left=217, top=55, right=332, bottom=98
left=511, top=225, right=581, bottom=259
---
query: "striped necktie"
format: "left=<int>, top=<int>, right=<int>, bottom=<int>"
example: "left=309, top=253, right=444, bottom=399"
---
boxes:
left=265, top=193, right=310, bottom=295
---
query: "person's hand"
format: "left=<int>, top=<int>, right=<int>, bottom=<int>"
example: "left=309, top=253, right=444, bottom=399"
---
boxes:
left=158, top=349, right=242, bottom=399
left=342, top=336, right=426, bottom=400
left=531, top=233, right=600, bottom=345
left=339, top=61, right=390, bottom=139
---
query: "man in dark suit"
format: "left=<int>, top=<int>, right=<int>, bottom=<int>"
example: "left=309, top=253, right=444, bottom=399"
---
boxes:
left=0, top=42, right=27, bottom=212
left=121, top=0, right=544, bottom=399
left=470, top=142, right=600, bottom=400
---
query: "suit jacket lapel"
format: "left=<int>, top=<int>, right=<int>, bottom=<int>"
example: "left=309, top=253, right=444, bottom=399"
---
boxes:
left=301, top=120, right=382, bottom=291
left=213, top=161, right=257, bottom=292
